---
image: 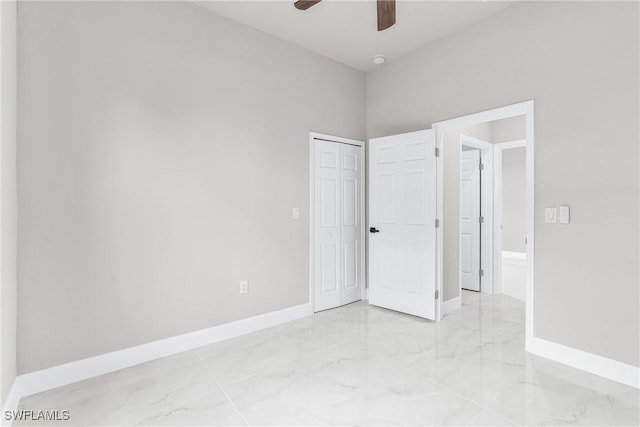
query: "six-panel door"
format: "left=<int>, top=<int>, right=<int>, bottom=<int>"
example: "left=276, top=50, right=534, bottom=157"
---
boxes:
left=368, top=130, right=437, bottom=320
left=314, top=140, right=363, bottom=312
left=460, top=149, right=481, bottom=292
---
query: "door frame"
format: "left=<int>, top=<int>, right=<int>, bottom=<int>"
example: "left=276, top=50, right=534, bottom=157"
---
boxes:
left=492, top=139, right=527, bottom=296
left=309, top=132, right=366, bottom=313
left=459, top=135, right=494, bottom=295
left=432, top=100, right=535, bottom=352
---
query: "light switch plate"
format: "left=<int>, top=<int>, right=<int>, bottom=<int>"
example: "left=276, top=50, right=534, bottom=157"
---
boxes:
left=292, top=208, right=300, bottom=220
left=545, top=207, right=557, bottom=223
left=239, top=280, right=248, bottom=295
left=559, top=205, right=570, bottom=224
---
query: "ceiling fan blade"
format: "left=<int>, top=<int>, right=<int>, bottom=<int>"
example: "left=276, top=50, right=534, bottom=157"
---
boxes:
left=294, top=0, right=322, bottom=11
left=377, top=0, right=396, bottom=31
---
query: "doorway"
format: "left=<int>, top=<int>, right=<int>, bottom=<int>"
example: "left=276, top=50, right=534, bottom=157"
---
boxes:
left=433, top=100, right=534, bottom=351
left=493, top=140, right=527, bottom=301
left=309, top=132, right=365, bottom=313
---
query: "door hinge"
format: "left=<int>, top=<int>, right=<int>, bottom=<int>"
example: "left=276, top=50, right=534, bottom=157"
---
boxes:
left=435, top=147, right=440, bottom=157
left=479, top=216, right=484, bottom=224
left=479, top=269, right=484, bottom=277
left=435, top=290, right=439, bottom=299
left=435, top=219, right=440, bottom=228
left=479, top=162, right=484, bottom=171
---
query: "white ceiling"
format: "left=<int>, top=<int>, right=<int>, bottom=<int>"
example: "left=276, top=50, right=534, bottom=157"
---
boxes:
left=195, top=0, right=513, bottom=72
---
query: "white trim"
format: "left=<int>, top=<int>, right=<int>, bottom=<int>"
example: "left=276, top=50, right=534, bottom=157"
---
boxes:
left=459, top=135, right=494, bottom=295
left=8, top=303, right=311, bottom=403
left=502, top=251, right=526, bottom=260
left=493, top=146, right=503, bottom=294
left=524, top=105, right=535, bottom=353
left=532, top=338, right=640, bottom=389
left=432, top=102, right=532, bottom=131
left=435, top=132, right=444, bottom=321
left=459, top=135, right=491, bottom=150
left=441, top=296, right=461, bottom=315
left=494, top=139, right=526, bottom=150
left=432, top=100, right=535, bottom=352
left=309, top=132, right=366, bottom=313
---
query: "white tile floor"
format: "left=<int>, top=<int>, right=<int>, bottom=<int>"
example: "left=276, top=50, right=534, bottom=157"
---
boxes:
left=17, top=292, right=640, bottom=426
left=501, top=255, right=526, bottom=302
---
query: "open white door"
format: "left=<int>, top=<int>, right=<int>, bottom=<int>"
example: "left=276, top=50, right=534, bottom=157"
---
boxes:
left=368, top=130, right=437, bottom=319
left=460, top=149, right=481, bottom=292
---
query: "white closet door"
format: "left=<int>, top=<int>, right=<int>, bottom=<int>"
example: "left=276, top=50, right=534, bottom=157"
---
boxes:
left=368, top=130, right=437, bottom=320
left=340, top=143, right=362, bottom=306
left=460, top=149, right=481, bottom=292
left=314, top=140, right=341, bottom=311
left=314, top=139, right=363, bottom=312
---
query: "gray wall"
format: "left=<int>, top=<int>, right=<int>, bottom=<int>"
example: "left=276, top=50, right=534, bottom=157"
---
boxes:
left=501, top=147, right=526, bottom=253
left=1, top=0, right=17, bottom=405
left=367, top=1, right=639, bottom=366
left=442, top=124, right=491, bottom=300
left=492, top=115, right=525, bottom=144
left=18, top=1, right=365, bottom=373
left=493, top=116, right=526, bottom=253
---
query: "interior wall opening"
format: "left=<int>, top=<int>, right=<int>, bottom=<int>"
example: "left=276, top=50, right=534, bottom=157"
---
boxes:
left=433, top=102, right=534, bottom=351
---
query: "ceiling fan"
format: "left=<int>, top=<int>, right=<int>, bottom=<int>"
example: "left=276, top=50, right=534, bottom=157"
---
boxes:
left=294, top=0, right=396, bottom=31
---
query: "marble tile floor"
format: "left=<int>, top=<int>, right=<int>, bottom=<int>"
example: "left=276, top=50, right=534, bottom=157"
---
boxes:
left=17, top=291, right=639, bottom=426
left=501, top=255, right=526, bottom=302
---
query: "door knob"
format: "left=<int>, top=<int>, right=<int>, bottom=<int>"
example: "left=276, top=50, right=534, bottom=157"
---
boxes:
left=369, top=227, right=380, bottom=233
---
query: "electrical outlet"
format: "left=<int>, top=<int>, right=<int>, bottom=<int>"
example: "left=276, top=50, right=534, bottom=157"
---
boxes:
left=239, top=280, right=248, bottom=295
left=292, top=208, right=300, bottom=220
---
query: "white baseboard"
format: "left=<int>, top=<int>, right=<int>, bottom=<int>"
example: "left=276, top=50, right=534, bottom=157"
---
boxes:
left=6, top=303, right=311, bottom=408
left=502, top=250, right=526, bottom=260
left=531, top=337, right=640, bottom=389
left=442, top=296, right=461, bottom=315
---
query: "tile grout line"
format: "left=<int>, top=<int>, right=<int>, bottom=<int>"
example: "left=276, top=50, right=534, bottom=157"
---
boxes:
left=479, top=371, right=528, bottom=426
left=485, top=407, right=518, bottom=426
left=147, top=351, right=223, bottom=410
left=216, top=383, right=252, bottom=427
left=465, top=408, right=486, bottom=426
left=417, top=368, right=521, bottom=427
left=165, top=387, right=224, bottom=416
left=464, top=405, right=516, bottom=427
left=194, top=350, right=251, bottom=427
left=410, top=368, right=489, bottom=416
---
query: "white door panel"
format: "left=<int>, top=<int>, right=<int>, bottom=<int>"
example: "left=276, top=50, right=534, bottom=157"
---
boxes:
left=320, top=177, right=338, bottom=226
left=320, top=244, right=338, bottom=293
left=369, top=130, right=437, bottom=320
left=314, top=139, right=363, bottom=312
left=315, top=141, right=341, bottom=311
left=460, top=149, right=481, bottom=292
left=340, top=143, right=362, bottom=305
